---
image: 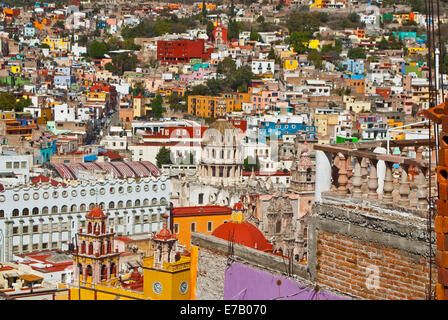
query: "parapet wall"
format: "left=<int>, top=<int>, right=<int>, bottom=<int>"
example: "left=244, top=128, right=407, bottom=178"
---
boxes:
left=308, top=194, right=436, bottom=300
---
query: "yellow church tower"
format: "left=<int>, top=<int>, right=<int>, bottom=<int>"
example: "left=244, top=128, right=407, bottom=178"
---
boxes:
left=142, top=214, right=191, bottom=300
left=72, top=206, right=120, bottom=287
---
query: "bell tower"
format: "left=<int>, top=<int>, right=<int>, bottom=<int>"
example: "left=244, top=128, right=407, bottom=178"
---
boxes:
left=143, top=214, right=191, bottom=300
left=73, top=206, right=120, bottom=285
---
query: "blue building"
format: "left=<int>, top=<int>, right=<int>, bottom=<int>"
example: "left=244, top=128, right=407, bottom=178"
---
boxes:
left=340, top=58, right=364, bottom=75
left=23, top=23, right=36, bottom=37
left=258, top=121, right=316, bottom=143
left=53, top=67, right=76, bottom=87
left=39, top=138, right=56, bottom=163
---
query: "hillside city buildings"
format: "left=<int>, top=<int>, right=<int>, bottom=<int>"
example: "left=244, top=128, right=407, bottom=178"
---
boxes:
left=0, top=0, right=445, bottom=301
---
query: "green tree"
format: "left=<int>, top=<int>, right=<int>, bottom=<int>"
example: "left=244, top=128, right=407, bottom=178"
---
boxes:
left=15, top=98, right=32, bottom=112
left=156, top=146, right=172, bottom=167
left=228, top=19, right=240, bottom=41
left=105, top=52, right=138, bottom=76
left=206, top=20, right=215, bottom=39
left=133, top=81, right=145, bottom=96
left=243, top=156, right=260, bottom=172
left=308, top=50, right=323, bottom=69
left=88, top=41, right=107, bottom=59
left=217, top=57, right=237, bottom=77
left=0, top=92, right=18, bottom=111
left=250, top=31, right=261, bottom=42
left=347, top=47, right=366, bottom=59
left=150, top=95, right=166, bottom=119
left=286, top=31, right=311, bottom=54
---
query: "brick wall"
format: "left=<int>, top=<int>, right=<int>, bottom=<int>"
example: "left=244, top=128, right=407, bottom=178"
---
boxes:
left=316, top=230, right=435, bottom=300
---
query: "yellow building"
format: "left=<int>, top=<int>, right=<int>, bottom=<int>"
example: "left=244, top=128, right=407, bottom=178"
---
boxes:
left=69, top=207, right=192, bottom=300
left=284, top=59, right=299, bottom=70
left=188, top=92, right=247, bottom=118
left=42, top=36, right=71, bottom=51
left=10, top=66, right=21, bottom=74
left=172, top=205, right=232, bottom=251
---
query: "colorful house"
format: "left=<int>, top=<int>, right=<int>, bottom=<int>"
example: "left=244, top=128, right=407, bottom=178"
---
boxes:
left=172, top=206, right=232, bottom=251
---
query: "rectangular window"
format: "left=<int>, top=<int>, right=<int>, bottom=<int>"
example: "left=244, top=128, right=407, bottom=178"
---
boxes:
left=23, top=226, right=29, bottom=234
left=13, top=245, right=19, bottom=253
left=33, top=225, right=38, bottom=233
left=207, top=221, right=213, bottom=232
left=42, top=243, right=48, bottom=249
left=191, top=222, right=196, bottom=232
left=52, top=242, right=58, bottom=248
left=6, top=162, right=12, bottom=169
left=21, top=161, right=27, bottom=168
left=22, top=244, right=28, bottom=251
left=33, top=243, right=38, bottom=250
left=13, top=162, right=19, bottom=169
left=174, top=223, right=179, bottom=234
left=13, top=227, right=18, bottom=234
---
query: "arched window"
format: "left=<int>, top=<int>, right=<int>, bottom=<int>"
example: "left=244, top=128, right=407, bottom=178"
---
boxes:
left=88, top=243, right=93, bottom=255
left=86, top=264, right=93, bottom=277
left=12, top=209, right=19, bottom=217
left=32, top=207, right=39, bottom=215
left=151, top=198, right=158, bottom=205
left=126, top=200, right=132, bottom=208
left=100, top=241, right=104, bottom=256
left=101, top=221, right=105, bottom=234
left=81, top=241, right=86, bottom=254
left=71, top=205, right=77, bottom=212
left=42, top=207, right=48, bottom=214
left=107, top=240, right=111, bottom=254
left=276, top=220, right=281, bottom=234
left=109, top=202, right=115, bottom=209
left=89, top=203, right=95, bottom=210
left=22, top=208, right=29, bottom=216
left=110, top=263, right=116, bottom=278
left=101, top=264, right=107, bottom=281
left=87, top=222, right=92, bottom=234
left=117, top=201, right=123, bottom=208
left=99, top=202, right=105, bottom=210
left=143, top=199, right=149, bottom=206
left=51, top=206, right=58, bottom=214
left=80, top=204, right=86, bottom=212
left=160, top=198, right=167, bottom=205
left=61, top=205, right=68, bottom=213
left=135, top=199, right=141, bottom=207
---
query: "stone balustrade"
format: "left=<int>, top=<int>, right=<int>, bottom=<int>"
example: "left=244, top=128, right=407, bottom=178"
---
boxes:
left=314, top=139, right=436, bottom=215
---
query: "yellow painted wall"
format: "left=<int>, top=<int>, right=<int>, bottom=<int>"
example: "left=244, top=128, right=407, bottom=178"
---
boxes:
left=284, top=59, right=299, bottom=70
left=143, top=256, right=191, bottom=300
left=173, top=213, right=231, bottom=251
left=189, top=245, right=198, bottom=300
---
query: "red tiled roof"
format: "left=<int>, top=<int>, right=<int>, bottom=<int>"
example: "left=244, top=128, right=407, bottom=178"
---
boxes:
left=0, top=266, right=14, bottom=272
left=99, top=150, right=122, bottom=161
left=115, top=237, right=133, bottom=242
left=172, top=206, right=231, bottom=217
left=242, top=171, right=291, bottom=177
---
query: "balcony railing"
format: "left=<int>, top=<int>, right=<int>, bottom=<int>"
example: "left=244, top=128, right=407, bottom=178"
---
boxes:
left=314, top=139, right=436, bottom=217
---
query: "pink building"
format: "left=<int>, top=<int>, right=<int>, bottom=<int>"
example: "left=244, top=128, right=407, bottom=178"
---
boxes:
left=251, top=90, right=279, bottom=113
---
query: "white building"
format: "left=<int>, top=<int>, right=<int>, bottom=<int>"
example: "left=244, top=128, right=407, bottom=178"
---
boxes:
left=0, top=175, right=170, bottom=262
left=251, top=59, right=275, bottom=76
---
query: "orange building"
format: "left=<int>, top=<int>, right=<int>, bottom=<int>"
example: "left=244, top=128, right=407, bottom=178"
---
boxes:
left=171, top=206, right=232, bottom=251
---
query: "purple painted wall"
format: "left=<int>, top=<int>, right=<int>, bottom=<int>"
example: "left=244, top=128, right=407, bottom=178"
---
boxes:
left=223, top=262, right=347, bottom=300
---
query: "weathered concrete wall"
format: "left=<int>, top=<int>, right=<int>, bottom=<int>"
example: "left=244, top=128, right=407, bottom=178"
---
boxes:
left=191, top=232, right=348, bottom=300
left=195, top=245, right=227, bottom=300
left=308, top=194, right=437, bottom=300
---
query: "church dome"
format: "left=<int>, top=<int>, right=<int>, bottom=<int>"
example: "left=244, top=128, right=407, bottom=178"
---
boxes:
left=208, top=118, right=237, bottom=135
left=212, top=222, right=273, bottom=252
left=86, top=205, right=106, bottom=219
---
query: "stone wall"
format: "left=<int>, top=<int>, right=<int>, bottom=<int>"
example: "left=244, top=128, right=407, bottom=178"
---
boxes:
left=308, top=194, right=437, bottom=300
left=195, top=246, right=227, bottom=300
